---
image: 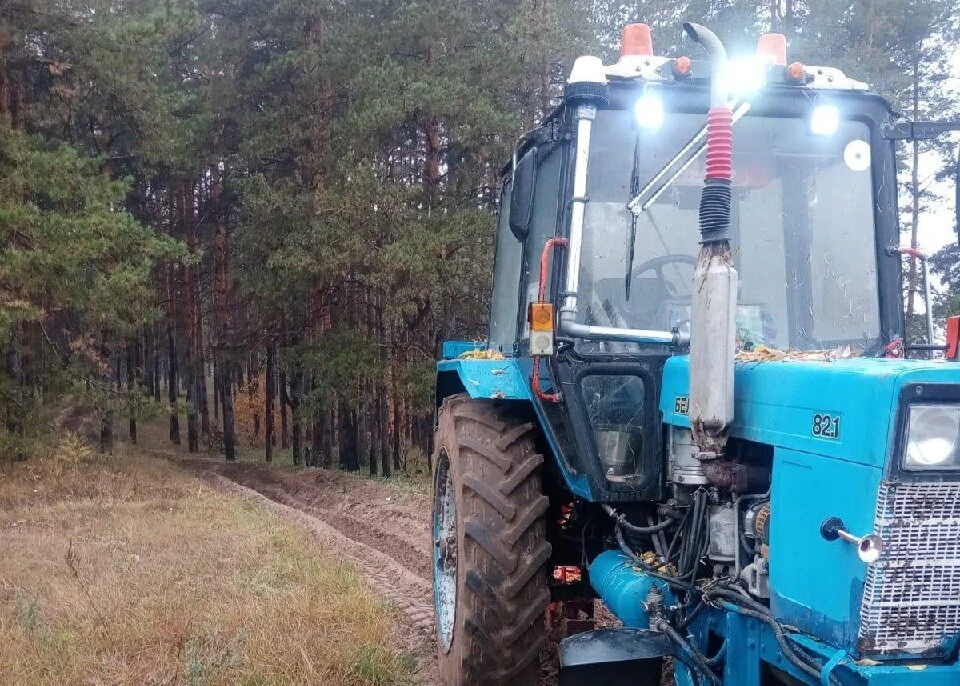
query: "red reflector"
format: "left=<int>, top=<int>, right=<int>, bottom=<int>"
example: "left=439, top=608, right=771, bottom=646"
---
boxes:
left=553, top=566, right=583, bottom=584
left=786, top=61, right=806, bottom=82
left=621, top=23, right=653, bottom=58
left=947, top=316, right=960, bottom=360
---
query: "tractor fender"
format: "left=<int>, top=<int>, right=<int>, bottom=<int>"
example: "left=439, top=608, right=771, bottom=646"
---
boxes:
left=435, top=358, right=533, bottom=405
left=558, top=628, right=671, bottom=686
left=435, top=354, right=593, bottom=499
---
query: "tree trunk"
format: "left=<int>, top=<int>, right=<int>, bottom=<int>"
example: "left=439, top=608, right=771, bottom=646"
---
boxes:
left=196, top=293, right=210, bottom=437
left=100, top=344, right=114, bottom=454
left=213, top=358, right=220, bottom=421
left=424, top=117, right=441, bottom=208
left=212, top=161, right=236, bottom=461
left=127, top=339, right=138, bottom=444
left=379, top=388, right=391, bottom=477
left=338, top=398, right=359, bottom=471
left=152, top=322, right=161, bottom=403
left=322, top=408, right=334, bottom=468
left=279, top=367, right=290, bottom=449
left=219, top=360, right=236, bottom=461
left=906, top=52, right=922, bottom=329
left=265, top=342, right=276, bottom=462
left=309, top=373, right=321, bottom=467
left=199, top=359, right=210, bottom=436
left=182, top=182, right=200, bottom=453
left=100, top=407, right=114, bottom=453
left=249, top=353, right=261, bottom=443
left=167, top=304, right=180, bottom=445
left=368, top=385, right=379, bottom=477
left=289, top=358, right=302, bottom=466
left=376, top=295, right=392, bottom=477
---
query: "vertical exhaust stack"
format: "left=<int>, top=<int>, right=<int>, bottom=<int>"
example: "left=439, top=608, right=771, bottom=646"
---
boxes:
left=683, top=22, right=738, bottom=462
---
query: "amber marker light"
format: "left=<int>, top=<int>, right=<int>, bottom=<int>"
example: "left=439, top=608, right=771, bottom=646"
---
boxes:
left=786, top=61, right=807, bottom=83
left=756, top=33, right=787, bottom=66
left=620, top=23, right=653, bottom=58
left=529, top=302, right=554, bottom=332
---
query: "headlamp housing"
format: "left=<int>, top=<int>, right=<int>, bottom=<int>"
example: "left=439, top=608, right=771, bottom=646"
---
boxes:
left=903, top=403, right=960, bottom=471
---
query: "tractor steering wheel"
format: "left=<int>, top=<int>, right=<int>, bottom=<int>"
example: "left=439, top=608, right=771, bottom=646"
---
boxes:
left=632, top=253, right=697, bottom=297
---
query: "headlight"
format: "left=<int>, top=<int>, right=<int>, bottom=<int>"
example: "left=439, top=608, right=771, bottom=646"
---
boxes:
left=904, top=404, right=960, bottom=470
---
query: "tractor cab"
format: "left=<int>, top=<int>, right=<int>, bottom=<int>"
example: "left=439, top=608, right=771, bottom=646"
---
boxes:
left=433, top=20, right=960, bottom=686
left=488, top=25, right=901, bottom=500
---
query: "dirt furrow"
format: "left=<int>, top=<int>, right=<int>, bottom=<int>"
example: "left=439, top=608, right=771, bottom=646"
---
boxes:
left=203, top=471, right=440, bottom=685
left=227, top=479, right=432, bottom=577
left=179, top=458, right=567, bottom=686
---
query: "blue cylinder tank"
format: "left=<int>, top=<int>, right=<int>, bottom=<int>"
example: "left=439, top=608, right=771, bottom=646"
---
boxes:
left=589, top=550, right=672, bottom=629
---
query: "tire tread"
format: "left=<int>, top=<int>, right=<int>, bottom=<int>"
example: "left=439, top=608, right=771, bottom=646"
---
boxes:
left=435, top=394, right=550, bottom=685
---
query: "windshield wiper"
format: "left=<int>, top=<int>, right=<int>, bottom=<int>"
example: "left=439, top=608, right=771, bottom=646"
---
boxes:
left=626, top=101, right=752, bottom=216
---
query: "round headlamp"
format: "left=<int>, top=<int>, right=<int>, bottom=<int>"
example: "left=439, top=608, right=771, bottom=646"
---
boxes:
left=904, top=404, right=960, bottom=470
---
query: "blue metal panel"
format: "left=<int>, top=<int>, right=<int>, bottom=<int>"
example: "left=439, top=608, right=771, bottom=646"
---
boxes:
left=436, top=358, right=532, bottom=401
left=769, top=448, right=882, bottom=648
left=657, top=354, right=960, bottom=672
left=660, top=356, right=960, bottom=468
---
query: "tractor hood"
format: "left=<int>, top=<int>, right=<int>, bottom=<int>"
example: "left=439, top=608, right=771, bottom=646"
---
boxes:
left=661, top=355, right=960, bottom=468
left=662, top=354, right=960, bottom=657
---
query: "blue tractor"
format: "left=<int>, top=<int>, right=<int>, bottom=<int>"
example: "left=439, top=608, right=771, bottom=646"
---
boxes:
left=432, top=20, right=960, bottom=686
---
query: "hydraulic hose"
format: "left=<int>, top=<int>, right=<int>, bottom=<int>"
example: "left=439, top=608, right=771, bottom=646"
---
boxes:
left=602, top=504, right=676, bottom=533
left=614, top=525, right=697, bottom=592
left=653, top=617, right=722, bottom=686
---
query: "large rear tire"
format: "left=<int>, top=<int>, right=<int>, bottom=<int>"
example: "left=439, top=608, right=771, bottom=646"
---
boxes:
left=433, top=394, right=551, bottom=685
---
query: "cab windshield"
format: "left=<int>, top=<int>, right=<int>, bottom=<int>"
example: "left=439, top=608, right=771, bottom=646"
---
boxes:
left=577, top=107, right=880, bottom=352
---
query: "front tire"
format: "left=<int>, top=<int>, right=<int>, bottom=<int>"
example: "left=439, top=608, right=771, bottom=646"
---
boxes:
left=432, top=394, right=551, bottom=685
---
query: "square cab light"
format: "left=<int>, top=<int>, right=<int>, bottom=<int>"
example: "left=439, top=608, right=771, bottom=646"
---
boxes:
left=529, top=302, right=555, bottom=356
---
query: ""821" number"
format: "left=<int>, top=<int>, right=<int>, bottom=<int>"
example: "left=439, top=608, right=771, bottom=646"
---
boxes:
left=812, top=413, right=841, bottom=440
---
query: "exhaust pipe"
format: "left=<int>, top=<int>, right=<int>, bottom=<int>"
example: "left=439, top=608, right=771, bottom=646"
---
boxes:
left=683, top=23, right=738, bottom=462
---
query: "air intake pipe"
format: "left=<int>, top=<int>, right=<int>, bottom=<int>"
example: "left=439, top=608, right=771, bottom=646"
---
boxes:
left=683, top=22, right=738, bottom=462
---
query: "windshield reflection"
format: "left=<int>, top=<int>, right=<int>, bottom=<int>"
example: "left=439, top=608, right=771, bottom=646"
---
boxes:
left=577, top=108, right=879, bottom=353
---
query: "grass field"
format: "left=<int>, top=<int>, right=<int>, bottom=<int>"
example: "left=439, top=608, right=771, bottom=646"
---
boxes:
left=0, top=434, right=415, bottom=685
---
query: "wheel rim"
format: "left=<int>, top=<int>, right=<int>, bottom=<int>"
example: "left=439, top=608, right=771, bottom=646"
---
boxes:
left=433, top=448, right=457, bottom=653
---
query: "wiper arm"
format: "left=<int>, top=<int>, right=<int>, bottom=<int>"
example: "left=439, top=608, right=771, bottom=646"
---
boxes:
left=626, top=101, right=751, bottom=216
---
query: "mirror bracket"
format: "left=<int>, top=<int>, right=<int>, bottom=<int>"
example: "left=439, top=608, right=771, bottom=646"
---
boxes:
left=882, top=121, right=960, bottom=243
left=882, top=120, right=960, bottom=140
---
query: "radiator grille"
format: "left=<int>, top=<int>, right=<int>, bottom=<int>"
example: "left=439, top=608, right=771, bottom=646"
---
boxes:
left=858, top=480, right=960, bottom=656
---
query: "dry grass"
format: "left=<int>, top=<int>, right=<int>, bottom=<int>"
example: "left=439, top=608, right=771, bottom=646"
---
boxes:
left=0, top=435, right=415, bottom=685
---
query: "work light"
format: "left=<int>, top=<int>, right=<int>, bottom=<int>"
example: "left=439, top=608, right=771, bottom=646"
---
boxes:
left=718, top=57, right=767, bottom=96
left=634, top=93, right=664, bottom=129
left=810, top=104, right=840, bottom=135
